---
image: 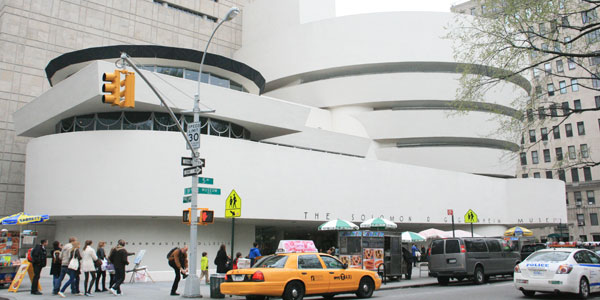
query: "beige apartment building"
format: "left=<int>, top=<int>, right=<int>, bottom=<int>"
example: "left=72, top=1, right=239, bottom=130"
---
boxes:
left=0, top=0, right=244, bottom=220
left=452, top=0, right=600, bottom=242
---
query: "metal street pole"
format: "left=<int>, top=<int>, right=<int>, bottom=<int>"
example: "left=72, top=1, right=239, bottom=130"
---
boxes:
left=184, top=7, right=240, bottom=298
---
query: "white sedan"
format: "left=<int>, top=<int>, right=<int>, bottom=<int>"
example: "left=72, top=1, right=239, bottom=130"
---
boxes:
left=514, top=248, right=600, bottom=298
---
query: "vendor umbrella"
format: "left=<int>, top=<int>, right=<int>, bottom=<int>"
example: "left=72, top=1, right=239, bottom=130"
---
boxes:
left=360, top=217, right=397, bottom=230
left=401, top=231, right=426, bottom=242
left=418, top=228, right=447, bottom=239
left=318, top=219, right=358, bottom=231
left=504, top=226, right=533, bottom=237
left=0, top=212, right=49, bottom=225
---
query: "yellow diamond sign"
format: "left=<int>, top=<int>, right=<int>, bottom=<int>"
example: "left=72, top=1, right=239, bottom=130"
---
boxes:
left=464, top=209, right=478, bottom=223
left=225, top=189, right=241, bottom=218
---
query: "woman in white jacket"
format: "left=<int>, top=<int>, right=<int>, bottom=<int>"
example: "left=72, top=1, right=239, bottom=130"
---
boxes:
left=81, top=240, right=98, bottom=296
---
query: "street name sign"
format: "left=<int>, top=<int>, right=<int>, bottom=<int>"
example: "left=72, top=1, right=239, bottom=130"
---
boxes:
left=184, top=187, right=221, bottom=195
left=225, top=190, right=241, bottom=218
left=186, top=122, right=201, bottom=150
left=198, top=177, right=214, bottom=185
left=183, top=166, right=202, bottom=177
left=464, top=209, right=478, bottom=223
left=183, top=196, right=191, bottom=203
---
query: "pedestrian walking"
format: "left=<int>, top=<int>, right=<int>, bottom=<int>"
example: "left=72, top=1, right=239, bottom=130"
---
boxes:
left=214, top=244, right=230, bottom=274
left=50, top=241, right=62, bottom=295
left=95, top=241, right=107, bottom=292
left=59, top=240, right=83, bottom=297
left=167, top=246, right=188, bottom=296
left=108, top=239, right=129, bottom=296
left=199, top=252, right=209, bottom=284
left=232, top=252, right=242, bottom=269
left=248, top=242, right=261, bottom=266
left=81, top=240, right=98, bottom=296
left=30, top=239, right=48, bottom=295
left=54, top=237, right=78, bottom=296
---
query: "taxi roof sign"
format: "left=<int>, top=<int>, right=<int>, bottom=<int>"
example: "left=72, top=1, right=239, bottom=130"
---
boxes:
left=276, top=240, right=318, bottom=253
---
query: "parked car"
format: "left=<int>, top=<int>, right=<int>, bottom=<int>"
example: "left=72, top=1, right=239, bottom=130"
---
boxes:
left=429, top=237, right=520, bottom=285
left=514, top=248, right=600, bottom=298
left=520, top=243, right=548, bottom=261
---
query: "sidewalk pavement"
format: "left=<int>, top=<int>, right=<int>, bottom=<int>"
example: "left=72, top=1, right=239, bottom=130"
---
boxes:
left=0, top=267, right=436, bottom=300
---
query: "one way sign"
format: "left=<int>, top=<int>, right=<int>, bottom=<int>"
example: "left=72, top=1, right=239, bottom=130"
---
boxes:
left=183, top=166, right=202, bottom=177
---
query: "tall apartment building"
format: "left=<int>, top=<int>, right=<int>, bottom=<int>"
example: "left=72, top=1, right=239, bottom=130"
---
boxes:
left=452, top=0, right=600, bottom=242
left=0, top=0, right=244, bottom=218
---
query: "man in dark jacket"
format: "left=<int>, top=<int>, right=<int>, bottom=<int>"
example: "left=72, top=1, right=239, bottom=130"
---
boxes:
left=108, top=239, right=129, bottom=296
left=31, top=239, right=48, bottom=295
left=168, top=246, right=188, bottom=296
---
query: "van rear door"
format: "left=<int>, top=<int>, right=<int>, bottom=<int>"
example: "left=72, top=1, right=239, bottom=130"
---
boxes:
left=443, top=239, right=466, bottom=273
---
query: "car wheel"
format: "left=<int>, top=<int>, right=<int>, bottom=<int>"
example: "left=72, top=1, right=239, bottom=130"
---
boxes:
left=437, top=276, right=449, bottom=286
left=355, top=277, right=374, bottom=298
left=246, top=296, right=266, bottom=300
left=283, top=281, right=305, bottom=300
left=473, top=266, right=486, bottom=285
left=579, top=277, right=590, bottom=299
left=521, top=290, right=535, bottom=297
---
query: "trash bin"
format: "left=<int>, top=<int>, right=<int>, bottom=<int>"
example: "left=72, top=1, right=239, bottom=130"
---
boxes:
left=210, top=273, right=226, bottom=298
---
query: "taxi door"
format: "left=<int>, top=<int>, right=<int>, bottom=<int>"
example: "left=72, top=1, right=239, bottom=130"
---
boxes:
left=297, top=254, right=329, bottom=295
left=320, top=255, right=356, bottom=293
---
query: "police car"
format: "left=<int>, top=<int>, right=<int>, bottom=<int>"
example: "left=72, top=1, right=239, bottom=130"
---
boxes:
left=514, top=247, right=600, bottom=298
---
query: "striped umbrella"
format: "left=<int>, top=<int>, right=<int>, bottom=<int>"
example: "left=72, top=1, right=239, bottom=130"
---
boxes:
left=401, top=231, right=426, bottom=242
left=359, top=218, right=397, bottom=230
left=318, top=219, right=359, bottom=231
left=504, top=226, right=533, bottom=237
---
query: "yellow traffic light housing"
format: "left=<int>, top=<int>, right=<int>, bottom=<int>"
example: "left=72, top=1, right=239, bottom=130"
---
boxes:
left=101, top=70, right=135, bottom=108
left=120, top=71, right=135, bottom=108
left=199, top=209, right=214, bottom=225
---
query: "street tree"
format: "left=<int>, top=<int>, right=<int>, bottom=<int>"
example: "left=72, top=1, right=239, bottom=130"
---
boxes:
left=448, top=0, right=600, bottom=169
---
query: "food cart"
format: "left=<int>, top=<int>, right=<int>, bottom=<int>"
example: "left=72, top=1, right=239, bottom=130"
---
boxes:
left=338, top=231, right=411, bottom=281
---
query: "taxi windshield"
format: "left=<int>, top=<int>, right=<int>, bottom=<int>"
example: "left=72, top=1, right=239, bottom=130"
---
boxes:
left=526, top=251, right=570, bottom=262
left=254, top=255, right=288, bottom=268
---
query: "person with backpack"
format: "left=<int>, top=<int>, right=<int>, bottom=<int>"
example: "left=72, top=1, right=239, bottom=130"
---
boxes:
left=50, top=241, right=62, bottom=295
left=167, top=246, right=188, bottom=296
left=30, top=239, right=48, bottom=295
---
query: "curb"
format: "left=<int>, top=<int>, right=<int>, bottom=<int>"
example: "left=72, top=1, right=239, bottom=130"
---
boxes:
left=378, top=281, right=438, bottom=290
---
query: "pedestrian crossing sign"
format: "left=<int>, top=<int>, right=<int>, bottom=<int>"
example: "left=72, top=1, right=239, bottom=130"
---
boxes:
left=464, top=209, right=478, bottom=223
left=225, top=190, right=241, bottom=218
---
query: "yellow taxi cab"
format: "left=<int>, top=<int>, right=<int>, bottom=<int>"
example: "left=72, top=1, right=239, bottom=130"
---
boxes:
left=220, top=252, right=381, bottom=300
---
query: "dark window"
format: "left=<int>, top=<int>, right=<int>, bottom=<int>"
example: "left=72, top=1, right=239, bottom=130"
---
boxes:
left=553, top=126, right=560, bottom=139
left=254, top=255, right=288, bottom=268
left=529, top=130, right=536, bottom=142
left=576, top=191, right=583, bottom=206
left=320, top=255, right=343, bottom=269
left=584, top=167, right=592, bottom=181
left=568, top=58, right=576, bottom=70
left=594, top=235, right=600, bottom=242
left=577, top=215, right=586, bottom=227
left=431, top=240, right=444, bottom=255
left=546, top=171, right=553, bottom=178
left=550, top=104, right=558, bottom=117
left=541, top=128, right=548, bottom=140
left=588, top=191, right=596, bottom=205
left=559, top=169, right=566, bottom=181
left=556, top=147, right=563, bottom=161
left=557, top=60, right=564, bottom=72
left=566, top=124, right=573, bottom=137
left=569, top=145, right=577, bottom=160
left=574, top=99, right=582, bottom=110
left=582, top=144, right=589, bottom=158
left=520, top=152, right=527, bottom=165
left=596, top=96, right=600, bottom=108
left=547, top=83, right=555, bottom=96
left=592, top=214, right=599, bottom=226
left=465, top=240, right=488, bottom=252
left=578, top=122, right=586, bottom=135
left=485, top=240, right=501, bottom=252
left=298, top=255, right=323, bottom=269
left=445, top=239, right=460, bottom=254
left=522, top=174, right=529, bottom=178
left=572, top=168, right=580, bottom=182
left=544, top=149, right=551, bottom=162
left=534, top=172, right=541, bottom=178
left=562, top=101, right=570, bottom=115
left=532, top=151, right=539, bottom=164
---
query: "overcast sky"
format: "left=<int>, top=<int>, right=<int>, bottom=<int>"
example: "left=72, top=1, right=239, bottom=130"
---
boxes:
left=336, top=0, right=461, bottom=16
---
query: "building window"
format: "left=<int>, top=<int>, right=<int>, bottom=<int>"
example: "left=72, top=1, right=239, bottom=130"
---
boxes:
left=592, top=214, right=599, bottom=226
left=578, top=121, right=586, bottom=135
left=520, top=152, right=527, bottom=165
left=547, top=83, right=555, bottom=96
left=529, top=129, right=536, bottom=142
left=574, top=100, right=582, bottom=110
left=534, top=172, right=541, bottom=178
left=565, top=37, right=572, bottom=50
left=522, top=174, right=529, bottom=178
left=584, top=167, right=592, bottom=181
left=588, top=191, right=596, bottom=205
left=572, top=168, right=580, bottom=182
left=559, top=169, right=566, bottom=181
left=559, top=81, right=567, bottom=94
left=556, top=60, right=564, bottom=73
left=553, top=126, right=561, bottom=139
left=550, top=104, right=558, bottom=117
left=566, top=123, right=573, bottom=137
left=594, top=235, right=600, bottom=242
left=578, top=214, right=586, bottom=226
left=556, top=147, right=563, bottom=160
left=582, top=9, right=598, bottom=24
left=569, top=145, right=577, bottom=160
left=533, top=68, right=540, bottom=78
left=541, top=127, right=548, bottom=140
left=532, top=151, right=539, bottom=164
left=580, top=235, right=588, bottom=241
left=527, top=109, right=534, bottom=121
left=581, top=144, right=589, bottom=158
left=539, top=107, right=546, bottom=119
left=596, top=96, right=600, bottom=108
left=576, top=192, right=583, bottom=206
left=562, top=101, right=570, bottom=115
left=544, top=149, right=551, bottom=162
left=572, top=79, right=579, bottom=91
left=546, top=170, right=553, bottom=179
left=594, top=74, right=600, bottom=88
left=568, top=57, right=576, bottom=69
left=470, top=7, right=476, bottom=15
left=544, top=63, right=552, bottom=74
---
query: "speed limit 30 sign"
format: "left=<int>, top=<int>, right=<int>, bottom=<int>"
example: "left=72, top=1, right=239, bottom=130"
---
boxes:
left=186, top=122, right=201, bottom=150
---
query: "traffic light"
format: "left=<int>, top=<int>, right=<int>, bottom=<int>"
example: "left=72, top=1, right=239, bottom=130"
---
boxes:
left=102, top=70, right=122, bottom=106
left=120, top=71, right=135, bottom=108
left=199, top=209, right=214, bottom=225
left=182, top=208, right=191, bottom=225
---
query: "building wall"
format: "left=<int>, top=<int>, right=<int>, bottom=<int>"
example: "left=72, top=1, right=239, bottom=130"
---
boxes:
left=0, top=0, right=244, bottom=217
